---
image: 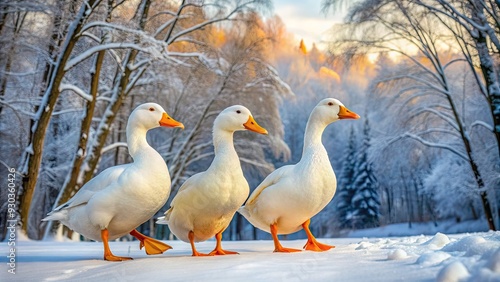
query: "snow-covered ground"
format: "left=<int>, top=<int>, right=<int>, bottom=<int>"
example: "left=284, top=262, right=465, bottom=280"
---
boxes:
left=2, top=231, right=500, bottom=281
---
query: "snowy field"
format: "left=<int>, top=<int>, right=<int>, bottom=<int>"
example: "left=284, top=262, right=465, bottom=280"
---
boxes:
left=3, top=231, right=500, bottom=281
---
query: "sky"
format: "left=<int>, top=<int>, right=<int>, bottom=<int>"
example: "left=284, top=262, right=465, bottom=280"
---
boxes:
left=272, top=0, right=345, bottom=49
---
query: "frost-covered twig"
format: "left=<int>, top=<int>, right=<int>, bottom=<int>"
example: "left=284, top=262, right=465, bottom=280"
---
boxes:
left=59, top=83, right=93, bottom=101
left=102, top=142, right=128, bottom=154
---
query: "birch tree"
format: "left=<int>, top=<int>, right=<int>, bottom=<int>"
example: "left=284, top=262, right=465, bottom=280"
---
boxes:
left=323, top=0, right=497, bottom=230
left=411, top=0, right=500, bottom=152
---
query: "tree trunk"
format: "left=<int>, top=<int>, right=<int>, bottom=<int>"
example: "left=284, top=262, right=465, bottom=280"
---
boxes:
left=43, top=43, right=104, bottom=240
left=53, top=0, right=113, bottom=213
left=59, top=50, right=102, bottom=205
left=473, top=14, right=500, bottom=159
left=465, top=2, right=498, bottom=231
left=19, top=0, right=97, bottom=236
left=434, top=0, right=500, bottom=160
left=402, top=169, right=413, bottom=228
left=77, top=0, right=151, bottom=190
left=446, top=80, right=496, bottom=230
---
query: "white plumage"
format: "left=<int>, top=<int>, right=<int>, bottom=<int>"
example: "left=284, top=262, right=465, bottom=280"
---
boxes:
left=157, top=105, right=267, bottom=256
left=43, top=103, right=183, bottom=261
left=239, top=98, right=360, bottom=252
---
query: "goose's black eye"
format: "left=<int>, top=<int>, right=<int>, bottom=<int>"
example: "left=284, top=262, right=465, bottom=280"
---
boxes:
left=149, top=107, right=155, bottom=112
left=236, top=110, right=241, bottom=114
left=328, top=102, right=334, bottom=106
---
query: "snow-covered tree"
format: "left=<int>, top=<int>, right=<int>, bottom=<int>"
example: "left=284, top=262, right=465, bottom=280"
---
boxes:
left=336, top=127, right=358, bottom=229
left=412, top=0, right=500, bottom=156
left=350, top=119, right=380, bottom=229
left=323, top=0, right=498, bottom=230
left=0, top=0, right=286, bottom=239
left=423, top=156, right=482, bottom=221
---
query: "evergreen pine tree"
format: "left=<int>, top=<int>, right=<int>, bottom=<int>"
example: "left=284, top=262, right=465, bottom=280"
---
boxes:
left=336, top=127, right=358, bottom=229
left=351, top=118, right=380, bottom=229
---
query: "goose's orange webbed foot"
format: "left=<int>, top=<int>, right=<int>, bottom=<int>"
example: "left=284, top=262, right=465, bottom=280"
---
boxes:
left=302, top=219, right=335, bottom=252
left=102, top=229, right=133, bottom=261
left=270, top=223, right=301, bottom=253
left=130, top=229, right=172, bottom=255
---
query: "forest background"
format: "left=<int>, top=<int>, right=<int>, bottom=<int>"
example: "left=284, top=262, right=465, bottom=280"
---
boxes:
left=0, top=0, right=498, bottom=241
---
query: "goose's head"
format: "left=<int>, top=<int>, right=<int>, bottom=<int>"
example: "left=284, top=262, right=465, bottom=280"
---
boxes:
left=129, top=103, right=184, bottom=130
left=214, top=105, right=268, bottom=134
left=313, top=98, right=360, bottom=124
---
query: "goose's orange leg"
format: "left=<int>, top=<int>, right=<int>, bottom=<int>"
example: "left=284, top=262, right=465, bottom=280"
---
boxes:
left=102, top=229, right=133, bottom=261
left=271, top=223, right=301, bottom=253
left=130, top=229, right=172, bottom=255
left=189, top=231, right=211, bottom=256
left=302, top=219, right=335, bottom=251
left=209, top=232, right=239, bottom=255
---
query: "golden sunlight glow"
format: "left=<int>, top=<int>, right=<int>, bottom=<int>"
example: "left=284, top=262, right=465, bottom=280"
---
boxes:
left=213, top=29, right=226, bottom=47
left=318, top=66, right=341, bottom=82
left=299, top=39, right=307, bottom=54
left=368, top=53, right=379, bottom=63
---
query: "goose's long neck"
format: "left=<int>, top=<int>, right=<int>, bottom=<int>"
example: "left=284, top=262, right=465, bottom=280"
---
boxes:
left=209, top=128, right=241, bottom=174
left=213, top=129, right=237, bottom=157
left=126, top=124, right=156, bottom=163
left=302, top=113, right=327, bottom=156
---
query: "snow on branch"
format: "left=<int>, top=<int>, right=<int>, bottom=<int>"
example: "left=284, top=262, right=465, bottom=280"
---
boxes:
left=80, top=21, right=149, bottom=37
left=429, top=103, right=453, bottom=112
left=167, top=51, right=224, bottom=74
left=0, top=98, right=42, bottom=105
left=153, top=16, right=189, bottom=38
left=125, top=67, right=148, bottom=94
left=1, top=70, right=37, bottom=76
left=471, top=120, right=494, bottom=132
left=376, top=74, right=449, bottom=96
left=174, top=37, right=211, bottom=47
left=397, top=88, right=434, bottom=104
left=166, top=0, right=255, bottom=45
left=59, top=83, right=93, bottom=101
left=52, top=108, right=85, bottom=116
left=433, top=0, right=491, bottom=33
left=102, top=142, right=128, bottom=154
left=409, top=107, right=459, bottom=131
left=390, top=132, right=468, bottom=161
left=0, top=101, right=34, bottom=119
left=443, top=58, right=467, bottom=69
left=165, top=56, right=192, bottom=68
left=149, top=10, right=178, bottom=21
left=415, top=128, right=461, bottom=138
left=64, top=43, right=149, bottom=71
left=80, top=31, right=122, bottom=65
left=128, top=59, right=150, bottom=71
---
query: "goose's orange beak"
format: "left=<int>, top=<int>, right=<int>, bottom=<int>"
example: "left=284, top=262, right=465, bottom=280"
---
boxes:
left=159, top=112, right=184, bottom=129
left=338, top=106, right=360, bottom=120
left=243, top=116, right=268, bottom=134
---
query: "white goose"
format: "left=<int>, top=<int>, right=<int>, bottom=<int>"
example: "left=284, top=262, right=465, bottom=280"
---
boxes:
left=43, top=103, right=184, bottom=261
left=157, top=105, right=268, bottom=256
left=238, top=98, right=359, bottom=252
